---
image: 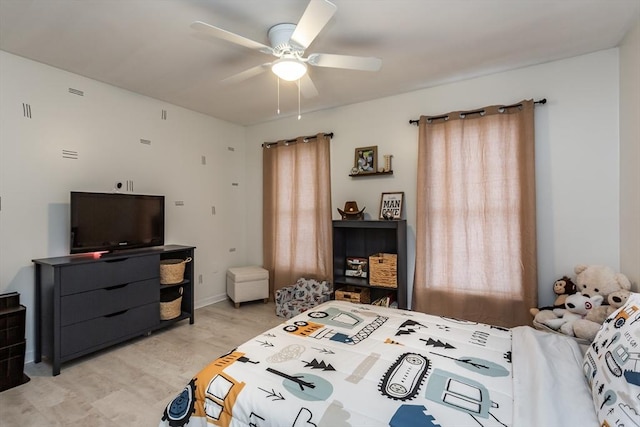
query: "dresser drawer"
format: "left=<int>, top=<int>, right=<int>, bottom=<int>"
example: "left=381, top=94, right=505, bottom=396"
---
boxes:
left=61, top=302, right=158, bottom=358
left=60, top=254, right=159, bottom=295
left=60, top=278, right=159, bottom=326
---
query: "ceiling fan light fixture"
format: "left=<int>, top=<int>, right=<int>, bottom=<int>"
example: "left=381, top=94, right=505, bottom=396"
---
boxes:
left=271, top=58, right=307, bottom=81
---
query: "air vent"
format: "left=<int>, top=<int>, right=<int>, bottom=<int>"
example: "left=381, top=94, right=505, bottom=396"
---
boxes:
left=140, top=139, right=151, bottom=145
left=62, top=150, right=78, bottom=159
left=68, top=88, right=84, bottom=96
left=22, top=103, right=32, bottom=118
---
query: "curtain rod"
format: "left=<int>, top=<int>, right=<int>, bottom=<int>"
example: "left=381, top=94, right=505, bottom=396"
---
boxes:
left=408, top=98, right=547, bottom=126
left=262, top=132, right=334, bottom=148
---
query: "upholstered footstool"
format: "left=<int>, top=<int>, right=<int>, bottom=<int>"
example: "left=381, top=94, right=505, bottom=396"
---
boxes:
left=226, top=266, right=269, bottom=308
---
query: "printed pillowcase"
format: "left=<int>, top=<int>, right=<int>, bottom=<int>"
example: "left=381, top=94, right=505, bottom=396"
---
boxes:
left=582, top=292, right=640, bottom=425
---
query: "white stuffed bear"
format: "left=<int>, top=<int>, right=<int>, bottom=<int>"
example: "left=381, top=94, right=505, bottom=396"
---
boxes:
left=543, top=293, right=604, bottom=337
left=575, top=264, right=631, bottom=301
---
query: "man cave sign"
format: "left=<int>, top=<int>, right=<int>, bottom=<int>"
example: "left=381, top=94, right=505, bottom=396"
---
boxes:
left=380, top=192, right=403, bottom=220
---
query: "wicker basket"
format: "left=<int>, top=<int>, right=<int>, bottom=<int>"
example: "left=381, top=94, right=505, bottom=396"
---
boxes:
left=369, top=253, right=398, bottom=288
left=160, top=287, right=183, bottom=320
left=335, top=286, right=371, bottom=304
left=160, top=257, right=192, bottom=285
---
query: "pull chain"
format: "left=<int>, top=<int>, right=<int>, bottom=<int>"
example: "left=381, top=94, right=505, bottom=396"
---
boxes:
left=297, top=78, right=301, bottom=120
left=277, top=77, right=280, bottom=115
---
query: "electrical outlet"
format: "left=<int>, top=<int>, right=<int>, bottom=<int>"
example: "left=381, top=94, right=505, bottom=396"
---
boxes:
left=175, top=201, right=184, bottom=206
left=198, top=274, right=203, bottom=284
left=212, top=206, right=216, bottom=215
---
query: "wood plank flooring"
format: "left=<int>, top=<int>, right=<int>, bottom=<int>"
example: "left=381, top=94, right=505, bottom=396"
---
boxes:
left=0, top=299, right=284, bottom=426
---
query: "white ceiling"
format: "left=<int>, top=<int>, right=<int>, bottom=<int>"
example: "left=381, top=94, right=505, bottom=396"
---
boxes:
left=1, top=0, right=638, bottom=126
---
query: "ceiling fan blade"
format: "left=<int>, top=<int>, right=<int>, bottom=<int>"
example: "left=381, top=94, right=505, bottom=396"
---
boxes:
left=297, top=74, right=319, bottom=98
left=290, top=0, right=337, bottom=49
left=190, top=21, right=273, bottom=53
left=307, top=53, right=382, bottom=71
left=220, top=63, right=271, bottom=85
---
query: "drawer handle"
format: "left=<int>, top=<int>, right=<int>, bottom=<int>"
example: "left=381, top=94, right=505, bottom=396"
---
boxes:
left=105, top=309, right=128, bottom=318
left=104, top=258, right=129, bottom=263
left=105, top=283, right=129, bottom=291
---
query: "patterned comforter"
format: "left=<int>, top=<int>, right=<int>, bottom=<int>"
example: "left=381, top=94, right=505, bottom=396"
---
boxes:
left=160, top=300, right=524, bottom=426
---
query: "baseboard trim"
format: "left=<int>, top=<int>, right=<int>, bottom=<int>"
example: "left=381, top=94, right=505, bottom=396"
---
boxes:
left=195, top=293, right=228, bottom=309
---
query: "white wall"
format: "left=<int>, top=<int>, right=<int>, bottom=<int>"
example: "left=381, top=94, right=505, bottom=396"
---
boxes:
left=246, top=48, right=622, bottom=307
left=0, top=51, right=248, bottom=362
left=619, top=16, right=640, bottom=291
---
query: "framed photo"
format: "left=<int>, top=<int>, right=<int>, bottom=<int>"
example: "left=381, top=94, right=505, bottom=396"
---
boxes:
left=345, top=257, right=368, bottom=278
left=379, top=192, right=404, bottom=220
left=353, top=146, right=377, bottom=174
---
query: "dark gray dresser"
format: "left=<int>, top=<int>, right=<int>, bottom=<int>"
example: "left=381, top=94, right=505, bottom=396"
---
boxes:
left=33, top=245, right=194, bottom=375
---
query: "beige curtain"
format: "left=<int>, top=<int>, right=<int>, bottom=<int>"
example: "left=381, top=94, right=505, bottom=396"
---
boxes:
left=412, top=100, right=537, bottom=327
left=263, top=133, right=333, bottom=297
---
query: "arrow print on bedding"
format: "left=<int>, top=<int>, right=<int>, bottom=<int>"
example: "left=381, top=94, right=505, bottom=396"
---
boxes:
left=258, top=387, right=286, bottom=401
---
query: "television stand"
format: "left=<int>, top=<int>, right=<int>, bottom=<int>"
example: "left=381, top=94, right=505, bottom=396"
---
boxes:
left=32, top=244, right=195, bottom=375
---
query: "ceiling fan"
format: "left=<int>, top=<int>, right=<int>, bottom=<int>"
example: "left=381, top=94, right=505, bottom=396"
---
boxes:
left=190, top=0, right=382, bottom=98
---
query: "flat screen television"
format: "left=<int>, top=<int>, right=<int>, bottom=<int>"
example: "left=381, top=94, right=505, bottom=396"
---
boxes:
left=70, top=191, right=165, bottom=254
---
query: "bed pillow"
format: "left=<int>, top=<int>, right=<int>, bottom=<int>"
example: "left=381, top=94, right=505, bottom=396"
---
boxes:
left=583, top=292, right=640, bottom=425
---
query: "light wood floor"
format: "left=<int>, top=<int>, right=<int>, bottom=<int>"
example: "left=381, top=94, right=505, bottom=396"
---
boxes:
left=0, top=299, right=284, bottom=426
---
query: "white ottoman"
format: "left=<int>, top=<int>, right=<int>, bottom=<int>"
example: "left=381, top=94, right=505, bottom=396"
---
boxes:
left=226, top=266, right=269, bottom=308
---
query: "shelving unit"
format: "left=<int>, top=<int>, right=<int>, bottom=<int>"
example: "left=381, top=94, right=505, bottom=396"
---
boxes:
left=332, top=220, right=407, bottom=309
left=159, top=248, right=195, bottom=326
left=32, top=244, right=195, bottom=375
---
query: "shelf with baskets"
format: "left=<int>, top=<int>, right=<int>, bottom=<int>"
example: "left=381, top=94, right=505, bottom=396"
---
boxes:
left=159, top=249, right=194, bottom=325
left=332, top=220, right=407, bottom=309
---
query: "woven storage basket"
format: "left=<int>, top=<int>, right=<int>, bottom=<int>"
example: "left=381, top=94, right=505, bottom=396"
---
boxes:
left=160, top=257, right=192, bottom=285
left=335, top=286, right=371, bottom=304
left=160, top=287, right=183, bottom=320
left=369, top=253, right=398, bottom=288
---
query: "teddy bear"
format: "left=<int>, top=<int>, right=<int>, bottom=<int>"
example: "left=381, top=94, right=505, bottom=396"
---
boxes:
left=574, top=264, right=631, bottom=301
left=542, top=293, right=604, bottom=337
left=581, top=288, right=633, bottom=327
left=529, top=276, right=577, bottom=316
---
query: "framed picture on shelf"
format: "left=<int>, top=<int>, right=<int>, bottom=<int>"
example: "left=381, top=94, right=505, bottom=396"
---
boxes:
left=345, top=257, right=368, bottom=278
left=353, top=146, right=377, bottom=174
left=379, top=192, right=404, bottom=219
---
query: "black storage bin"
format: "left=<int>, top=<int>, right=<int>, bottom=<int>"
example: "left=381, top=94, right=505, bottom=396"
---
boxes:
left=0, top=292, right=29, bottom=392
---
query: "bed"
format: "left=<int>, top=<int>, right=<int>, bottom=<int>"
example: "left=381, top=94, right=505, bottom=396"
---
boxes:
left=160, top=294, right=640, bottom=427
